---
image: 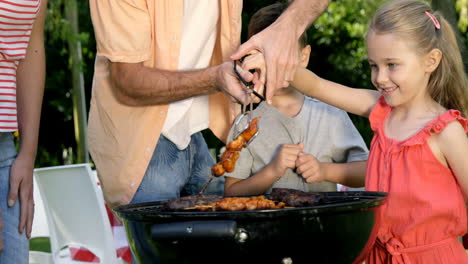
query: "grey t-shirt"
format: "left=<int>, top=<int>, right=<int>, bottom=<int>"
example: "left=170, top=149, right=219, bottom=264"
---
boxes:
left=225, top=97, right=369, bottom=192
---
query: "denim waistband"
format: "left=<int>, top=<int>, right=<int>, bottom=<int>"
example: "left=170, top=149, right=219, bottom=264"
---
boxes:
left=0, top=133, right=16, bottom=168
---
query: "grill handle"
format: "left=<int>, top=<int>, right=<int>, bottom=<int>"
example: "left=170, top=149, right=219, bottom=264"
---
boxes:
left=151, top=220, right=240, bottom=240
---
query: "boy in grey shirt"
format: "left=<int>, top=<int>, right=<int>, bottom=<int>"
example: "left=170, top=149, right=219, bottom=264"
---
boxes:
left=224, top=3, right=368, bottom=196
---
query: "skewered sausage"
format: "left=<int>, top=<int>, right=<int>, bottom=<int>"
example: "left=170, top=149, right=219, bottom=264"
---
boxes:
left=239, top=116, right=260, bottom=142
left=226, top=135, right=245, bottom=151
left=211, top=116, right=261, bottom=177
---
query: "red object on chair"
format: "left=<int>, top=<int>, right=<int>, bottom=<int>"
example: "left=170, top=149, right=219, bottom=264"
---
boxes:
left=68, top=205, right=132, bottom=263
left=69, top=182, right=132, bottom=263
left=70, top=247, right=100, bottom=263
left=105, top=204, right=132, bottom=263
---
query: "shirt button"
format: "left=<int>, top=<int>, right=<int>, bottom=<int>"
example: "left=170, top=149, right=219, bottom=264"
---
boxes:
left=146, top=147, right=151, bottom=153
left=130, top=183, right=135, bottom=187
left=159, top=110, right=164, bottom=115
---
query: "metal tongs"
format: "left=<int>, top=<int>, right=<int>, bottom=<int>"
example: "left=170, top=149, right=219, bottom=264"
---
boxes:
left=198, top=62, right=264, bottom=196
left=232, top=60, right=264, bottom=144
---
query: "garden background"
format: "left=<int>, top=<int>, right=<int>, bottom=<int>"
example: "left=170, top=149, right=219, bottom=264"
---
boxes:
left=38, top=0, right=468, bottom=167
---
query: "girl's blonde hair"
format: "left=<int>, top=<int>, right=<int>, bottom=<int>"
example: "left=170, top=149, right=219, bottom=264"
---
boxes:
left=368, top=0, right=468, bottom=117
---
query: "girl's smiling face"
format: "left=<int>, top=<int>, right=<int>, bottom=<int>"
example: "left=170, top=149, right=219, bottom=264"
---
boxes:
left=367, top=31, right=432, bottom=108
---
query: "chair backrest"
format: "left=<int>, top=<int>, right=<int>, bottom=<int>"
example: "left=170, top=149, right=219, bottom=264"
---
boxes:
left=31, top=176, right=49, bottom=238
left=34, top=164, right=117, bottom=263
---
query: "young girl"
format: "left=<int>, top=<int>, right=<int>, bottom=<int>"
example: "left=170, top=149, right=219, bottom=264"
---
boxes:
left=247, top=0, right=468, bottom=263
left=293, top=0, right=468, bottom=263
left=0, top=0, right=47, bottom=262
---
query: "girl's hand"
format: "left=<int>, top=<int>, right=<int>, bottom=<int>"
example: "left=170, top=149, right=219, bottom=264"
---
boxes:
left=0, top=207, right=2, bottom=254
left=8, top=156, right=34, bottom=239
left=296, top=152, right=325, bottom=183
left=270, top=143, right=304, bottom=178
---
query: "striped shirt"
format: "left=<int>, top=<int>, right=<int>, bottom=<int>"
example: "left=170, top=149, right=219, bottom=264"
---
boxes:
left=0, top=0, right=41, bottom=131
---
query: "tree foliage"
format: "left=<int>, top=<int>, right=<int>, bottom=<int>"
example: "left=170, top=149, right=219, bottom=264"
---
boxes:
left=305, top=0, right=386, bottom=144
left=38, top=0, right=94, bottom=166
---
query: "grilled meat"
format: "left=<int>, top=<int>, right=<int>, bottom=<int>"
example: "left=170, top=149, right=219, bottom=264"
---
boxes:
left=239, top=116, right=260, bottom=142
left=164, top=188, right=323, bottom=211
left=164, top=195, right=285, bottom=211
left=269, top=188, right=323, bottom=207
left=215, top=196, right=285, bottom=211
left=211, top=116, right=261, bottom=177
left=164, top=194, right=222, bottom=210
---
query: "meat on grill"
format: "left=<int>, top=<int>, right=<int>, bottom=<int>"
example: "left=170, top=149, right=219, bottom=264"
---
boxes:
left=269, top=188, right=323, bottom=207
left=163, top=195, right=285, bottom=211
left=163, top=194, right=222, bottom=211
left=163, top=188, right=324, bottom=211
left=215, top=196, right=285, bottom=211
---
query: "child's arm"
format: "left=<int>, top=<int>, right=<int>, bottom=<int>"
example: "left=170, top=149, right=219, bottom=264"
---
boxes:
left=293, top=68, right=380, bottom=118
left=224, top=143, right=303, bottom=196
left=224, top=166, right=284, bottom=196
left=296, top=153, right=366, bottom=187
left=240, top=50, right=381, bottom=118
left=437, top=121, right=468, bottom=198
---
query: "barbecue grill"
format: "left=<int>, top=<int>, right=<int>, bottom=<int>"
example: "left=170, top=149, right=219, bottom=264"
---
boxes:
left=114, top=191, right=387, bottom=264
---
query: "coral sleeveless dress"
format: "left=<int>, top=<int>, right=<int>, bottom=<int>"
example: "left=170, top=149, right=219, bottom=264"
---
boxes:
left=365, top=97, right=468, bottom=264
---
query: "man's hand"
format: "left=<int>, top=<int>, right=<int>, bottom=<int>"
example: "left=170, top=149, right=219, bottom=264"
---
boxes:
left=231, top=0, right=330, bottom=104
left=296, top=152, right=325, bottom=183
left=231, top=20, right=299, bottom=104
left=270, top=143, right=304, bottom=178
left=8, top=156, right=34, bottom=238
left=216, top=61, right=262, bottom=105
left=241, top=50, right=266, bottom=97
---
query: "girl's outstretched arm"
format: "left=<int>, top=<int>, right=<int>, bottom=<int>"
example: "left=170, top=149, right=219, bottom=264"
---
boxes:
left=437, top=121, right=468, bottom=198
left=293, top=68, right=380, bottom=117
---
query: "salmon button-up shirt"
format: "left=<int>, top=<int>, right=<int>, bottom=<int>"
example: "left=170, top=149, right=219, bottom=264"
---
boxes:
left=88, top=0, right=242, bottom=207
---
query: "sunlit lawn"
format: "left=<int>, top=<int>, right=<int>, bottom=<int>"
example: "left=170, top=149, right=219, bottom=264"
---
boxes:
left=30, top=237, right=51, bottom=253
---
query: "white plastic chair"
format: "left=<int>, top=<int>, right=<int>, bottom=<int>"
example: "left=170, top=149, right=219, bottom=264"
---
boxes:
left=34, top=164, right=124, bottom=264
left=31, top=176, right=50, bottom=238
left=29, top=176, right=53, bottom=264
left=29, top=251, right=54, bottom=264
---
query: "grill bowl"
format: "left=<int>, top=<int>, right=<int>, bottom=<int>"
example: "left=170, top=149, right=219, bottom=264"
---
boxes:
left=114, top=191, right=387, bottom=264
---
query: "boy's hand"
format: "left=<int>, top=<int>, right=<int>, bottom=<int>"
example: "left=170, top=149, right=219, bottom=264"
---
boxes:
left=270, top=143, right=304, bottom=178
left=296, top=152, right=325, bottom=183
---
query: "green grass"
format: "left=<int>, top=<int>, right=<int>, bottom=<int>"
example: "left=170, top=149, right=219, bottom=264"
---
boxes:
left=29, top=237, right=51, bottom=253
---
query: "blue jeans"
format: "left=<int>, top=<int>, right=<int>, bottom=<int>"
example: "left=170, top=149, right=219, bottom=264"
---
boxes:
left=130, top=133, right=224, bottom=264
left=131, top=132, right=224, bottom=204
left=0, top=133, right=28, bottom=264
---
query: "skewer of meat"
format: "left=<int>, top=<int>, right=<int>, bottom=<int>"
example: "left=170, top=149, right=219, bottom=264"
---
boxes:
left=212, top=116, right=261, bottom=177
left=199, top=116, right=261, bottom=195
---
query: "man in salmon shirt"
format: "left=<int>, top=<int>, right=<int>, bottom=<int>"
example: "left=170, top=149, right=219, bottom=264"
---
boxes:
left=88, top=0, right=329, bottom=262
